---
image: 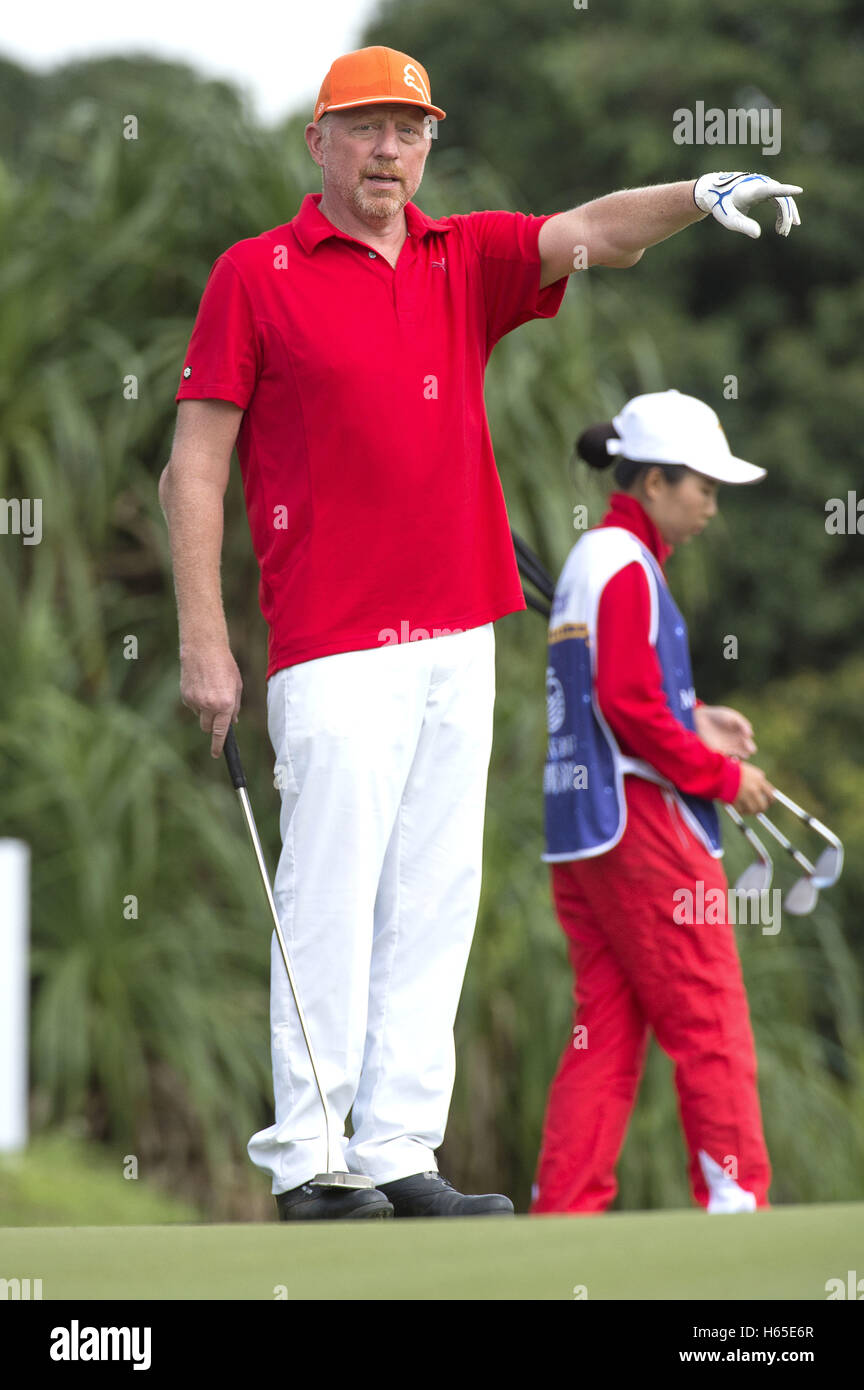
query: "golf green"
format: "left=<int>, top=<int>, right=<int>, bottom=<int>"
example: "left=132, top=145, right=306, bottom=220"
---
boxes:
left=2, top=1202, right=861, bottom=1299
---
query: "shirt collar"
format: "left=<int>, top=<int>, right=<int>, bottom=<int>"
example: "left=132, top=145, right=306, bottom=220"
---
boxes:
left=603, top=492, right=674, bottom=567
left=292, top=192, right=454, bottom=254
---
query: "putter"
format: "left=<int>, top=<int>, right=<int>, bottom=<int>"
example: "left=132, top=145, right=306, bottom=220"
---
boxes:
left=223, top=725, right=374, bottom=1190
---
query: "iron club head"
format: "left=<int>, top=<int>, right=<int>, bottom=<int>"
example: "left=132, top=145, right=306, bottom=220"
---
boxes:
left=783, top=876, right=820, bottom=916
left=735, top=860, right=773, bottom=895
left=811, top=844, right=843, bottom=890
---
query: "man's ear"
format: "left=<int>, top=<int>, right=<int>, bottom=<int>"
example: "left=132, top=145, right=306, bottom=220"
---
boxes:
left=305, top=120, right=326, bottom=169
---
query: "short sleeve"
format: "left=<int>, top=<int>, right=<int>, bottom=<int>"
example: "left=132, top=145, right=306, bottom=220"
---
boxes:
left=460, top=209, right=569, bottom=352
left=174, top=254, right=259, bottom=410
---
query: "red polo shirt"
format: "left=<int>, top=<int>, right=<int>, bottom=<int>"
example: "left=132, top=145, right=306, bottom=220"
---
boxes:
left=174, top=192, right=569, bottom=676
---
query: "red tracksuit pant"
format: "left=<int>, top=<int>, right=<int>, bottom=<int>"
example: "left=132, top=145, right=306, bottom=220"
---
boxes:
left=531, top=776, right=772, bottom=1214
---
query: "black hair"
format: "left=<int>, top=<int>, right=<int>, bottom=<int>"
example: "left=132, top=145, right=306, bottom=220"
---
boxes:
left=575, top=422, right=688, bottom=490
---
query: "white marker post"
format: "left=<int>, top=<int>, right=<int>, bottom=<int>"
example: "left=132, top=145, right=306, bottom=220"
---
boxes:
left=0, top=840, right=30, bottom=1152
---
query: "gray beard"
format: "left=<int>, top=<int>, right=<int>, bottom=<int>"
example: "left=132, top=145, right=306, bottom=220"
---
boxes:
left=350, top=183, right=409, bottom=221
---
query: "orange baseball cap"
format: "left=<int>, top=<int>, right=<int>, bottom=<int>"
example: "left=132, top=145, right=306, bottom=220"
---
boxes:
left=313, top=46, right=446, bottom=123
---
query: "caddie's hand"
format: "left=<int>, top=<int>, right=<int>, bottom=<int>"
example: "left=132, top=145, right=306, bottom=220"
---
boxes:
left=732, top=762, right=775, bottom=816
left=693, top=171, right=802, bottom=239
left=179, top=641, right=243, bottom=759
left=694, top=705, right=757, bottom=759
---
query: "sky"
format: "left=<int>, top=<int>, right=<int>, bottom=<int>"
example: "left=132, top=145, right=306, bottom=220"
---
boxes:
left=0, top=1, right=384, bottom=127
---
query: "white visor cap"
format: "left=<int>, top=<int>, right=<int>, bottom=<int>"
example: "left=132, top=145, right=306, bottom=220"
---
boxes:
left=606, top=390, right=766, bottom=484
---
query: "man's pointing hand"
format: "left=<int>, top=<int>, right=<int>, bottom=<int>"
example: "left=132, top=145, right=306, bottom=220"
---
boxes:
left=694, top=171, right=803, bottom=239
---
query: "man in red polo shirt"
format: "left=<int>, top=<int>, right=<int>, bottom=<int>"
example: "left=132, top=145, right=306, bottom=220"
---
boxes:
left=159, top=45, right=803, bottom=1219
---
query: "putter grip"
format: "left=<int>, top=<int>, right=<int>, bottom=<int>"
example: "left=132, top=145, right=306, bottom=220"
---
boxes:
left=223, top=724, right=247, bottom=790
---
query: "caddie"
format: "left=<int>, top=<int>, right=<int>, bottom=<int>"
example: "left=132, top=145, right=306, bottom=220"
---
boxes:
left=532, top=391, right=775, bottom=1216
left=158, top=44, right=803, bottom=1220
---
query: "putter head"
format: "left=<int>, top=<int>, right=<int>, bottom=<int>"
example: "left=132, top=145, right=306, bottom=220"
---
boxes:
left=735, top=861, right=773, bottom=895
left=783, top=877, right=819, bottom=916
left=311, top=1171, right=376, bottom=1190
left=811, top=844, right=843, bottom=890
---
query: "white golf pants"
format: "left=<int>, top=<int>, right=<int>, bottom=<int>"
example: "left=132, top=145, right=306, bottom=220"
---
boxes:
left=246, top=622, right=496, bottom=1193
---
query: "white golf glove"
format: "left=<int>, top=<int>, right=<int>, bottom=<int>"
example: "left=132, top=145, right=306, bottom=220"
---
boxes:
left=693, top=171, right=803, bottom=239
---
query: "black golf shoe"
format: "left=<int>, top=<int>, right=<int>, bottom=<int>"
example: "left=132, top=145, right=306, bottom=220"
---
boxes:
left=275, top=1181, right=394, bottom=1221
left=376, top=1171, right=515, bottom=1218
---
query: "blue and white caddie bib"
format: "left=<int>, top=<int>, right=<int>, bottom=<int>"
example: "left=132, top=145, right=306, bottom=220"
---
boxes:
left=542, top=526, right=722, bottom=862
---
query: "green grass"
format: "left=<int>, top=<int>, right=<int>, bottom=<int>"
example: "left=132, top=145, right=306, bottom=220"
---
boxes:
left=0, top=1135, right=201, bottom=1227
left=1, top=1204, right=861, bottom=1300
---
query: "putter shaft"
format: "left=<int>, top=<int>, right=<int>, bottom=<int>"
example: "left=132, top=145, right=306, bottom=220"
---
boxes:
left=225, top=729, right=373, bottom=1189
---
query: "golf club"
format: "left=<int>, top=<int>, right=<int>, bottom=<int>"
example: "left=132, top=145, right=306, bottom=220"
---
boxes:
left=753, top=811, right=820, bottom=916
left=723, top=806, right=774, bottom=894
left=512, top=530, right=555, bottom=607
left=222, top=725, right=374, bottom=1190
left=524, top=589, right=553, bottom=619
left=771, top=787, right=844, bottom=889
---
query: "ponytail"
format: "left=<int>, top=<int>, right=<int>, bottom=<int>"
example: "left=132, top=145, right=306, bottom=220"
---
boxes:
left=575, top=421, right=687, bottom=490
